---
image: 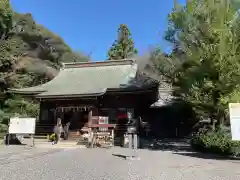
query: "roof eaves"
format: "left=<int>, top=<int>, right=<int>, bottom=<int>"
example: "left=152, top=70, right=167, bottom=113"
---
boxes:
left=62, top=59, right=136, bottom=69
left=36, top=90, right=107, bottom=99
left=7, top=88, right=45, bottom=95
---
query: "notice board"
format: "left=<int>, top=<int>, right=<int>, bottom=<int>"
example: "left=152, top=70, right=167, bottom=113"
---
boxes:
left=229, top=103, right=240, bottom=141
left=8, top=117, right=36, bottom=134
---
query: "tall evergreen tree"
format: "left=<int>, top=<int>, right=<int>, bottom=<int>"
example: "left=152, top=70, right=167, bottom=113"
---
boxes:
left=107, top=24, right=138, bottom=60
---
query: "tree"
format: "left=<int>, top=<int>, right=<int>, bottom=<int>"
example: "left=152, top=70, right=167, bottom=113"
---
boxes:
left=0, top=0, right=13, bottom=83
left=0, top=0, right=13, bottom=40
left=107, top=24, right=138, bottom=60
left=151, top=0, right=240, bottom=126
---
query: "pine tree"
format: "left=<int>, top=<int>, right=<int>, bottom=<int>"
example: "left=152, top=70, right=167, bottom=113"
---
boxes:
left=107, top=24, right=138, bottom=60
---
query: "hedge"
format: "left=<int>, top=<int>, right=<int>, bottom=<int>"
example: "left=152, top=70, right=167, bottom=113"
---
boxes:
left=190, top=127, right=240, bottom=157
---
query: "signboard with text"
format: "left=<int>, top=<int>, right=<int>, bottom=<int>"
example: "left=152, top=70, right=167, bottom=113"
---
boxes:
left=8, top=117, right=36, bottom=134
left=229, top=103, right=240, bottom=140
left=99, top=116, right=109, bottom=131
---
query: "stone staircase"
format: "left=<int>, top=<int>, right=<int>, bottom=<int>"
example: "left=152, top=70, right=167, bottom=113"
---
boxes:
left=34, top=123, right=88, bottom=148
left=68, top=131, right=82, bottom=140
left=67, top=131, right=89, bottom=146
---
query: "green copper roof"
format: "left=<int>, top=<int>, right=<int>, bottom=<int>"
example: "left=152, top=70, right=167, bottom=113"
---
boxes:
left=8, top=60, right=138, bottom=98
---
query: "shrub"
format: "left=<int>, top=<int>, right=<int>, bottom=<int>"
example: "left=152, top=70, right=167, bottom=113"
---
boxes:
left=0, top=109, right=8, bottom=133
left=190, top=127, right=240, bottom=156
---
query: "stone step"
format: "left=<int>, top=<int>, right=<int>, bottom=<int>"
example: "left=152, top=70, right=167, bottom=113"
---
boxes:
left=34, top=136, right=48, bottom=139
left=33, top=138, right=88, bottom=145
left=34, top=141, right=87, bottom=147
left=34, top=139, right=76, bottom=143
left=36, top=143, right=87, bottom=149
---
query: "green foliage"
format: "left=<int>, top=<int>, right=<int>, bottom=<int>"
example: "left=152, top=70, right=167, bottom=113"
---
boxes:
left=2, top=96, right=39, bottom=117
left=0, top=95, right=39, bottom=133
left=191, top=127, right=240, bottom=156
left=0, top=0, right=13, bottom=40
left=0, top=94, right=39, bottom=132
left=0, top=109, right=8, bottom=132
left=231, top=0, right=240, bottom=10
left=107, top=24, right=138, bottom=60
left=151, top=0, right=240, bottom=126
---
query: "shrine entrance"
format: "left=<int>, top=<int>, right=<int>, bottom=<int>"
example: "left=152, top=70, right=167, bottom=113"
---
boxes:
left=54, top=106, right=92, bottom=140
left=56, top=107, right=89, bottom=129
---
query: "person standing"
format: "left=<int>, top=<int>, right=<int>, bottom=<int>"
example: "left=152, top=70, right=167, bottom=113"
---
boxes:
left=63, top=122, right=71, bottom=140
left=53, top=118, right=62, bottom=145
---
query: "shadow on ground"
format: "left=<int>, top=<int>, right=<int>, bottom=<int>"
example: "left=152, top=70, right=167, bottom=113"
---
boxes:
left=3, top=134, right=26, bottom=145
left=173, top=152, right=240, bottom=161
left=139, top=138, right=240, bottom=161
left=139, top=138, right=193, bottom=152
left=112, top=153, right=128, bottom=160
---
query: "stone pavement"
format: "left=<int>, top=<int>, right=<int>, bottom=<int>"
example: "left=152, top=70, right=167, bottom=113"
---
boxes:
left=1, top=137, right=86, bottom=149
left=0, top=145, right=64, bottom=165
left=0, top=146, right=239, bottom=180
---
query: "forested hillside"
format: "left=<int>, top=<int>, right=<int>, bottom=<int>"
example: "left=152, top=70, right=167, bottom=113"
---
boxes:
left=2, top=12, right=90, bottom=89
left=0, top=1, right=90, bottom=132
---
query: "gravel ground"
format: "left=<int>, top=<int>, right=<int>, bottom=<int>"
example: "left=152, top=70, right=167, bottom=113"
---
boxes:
left=0, top=147, right=240, bottom=180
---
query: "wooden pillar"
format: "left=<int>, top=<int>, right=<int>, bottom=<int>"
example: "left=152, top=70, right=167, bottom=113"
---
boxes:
left=38, top=102, right=43, bottom=124
left=88, top=108, right=93, bottom=144
left=54, top=108, right=57, bottom=125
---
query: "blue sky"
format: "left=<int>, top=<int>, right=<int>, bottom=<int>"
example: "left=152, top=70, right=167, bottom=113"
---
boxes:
left=10, top=0, right=185, bottom=61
